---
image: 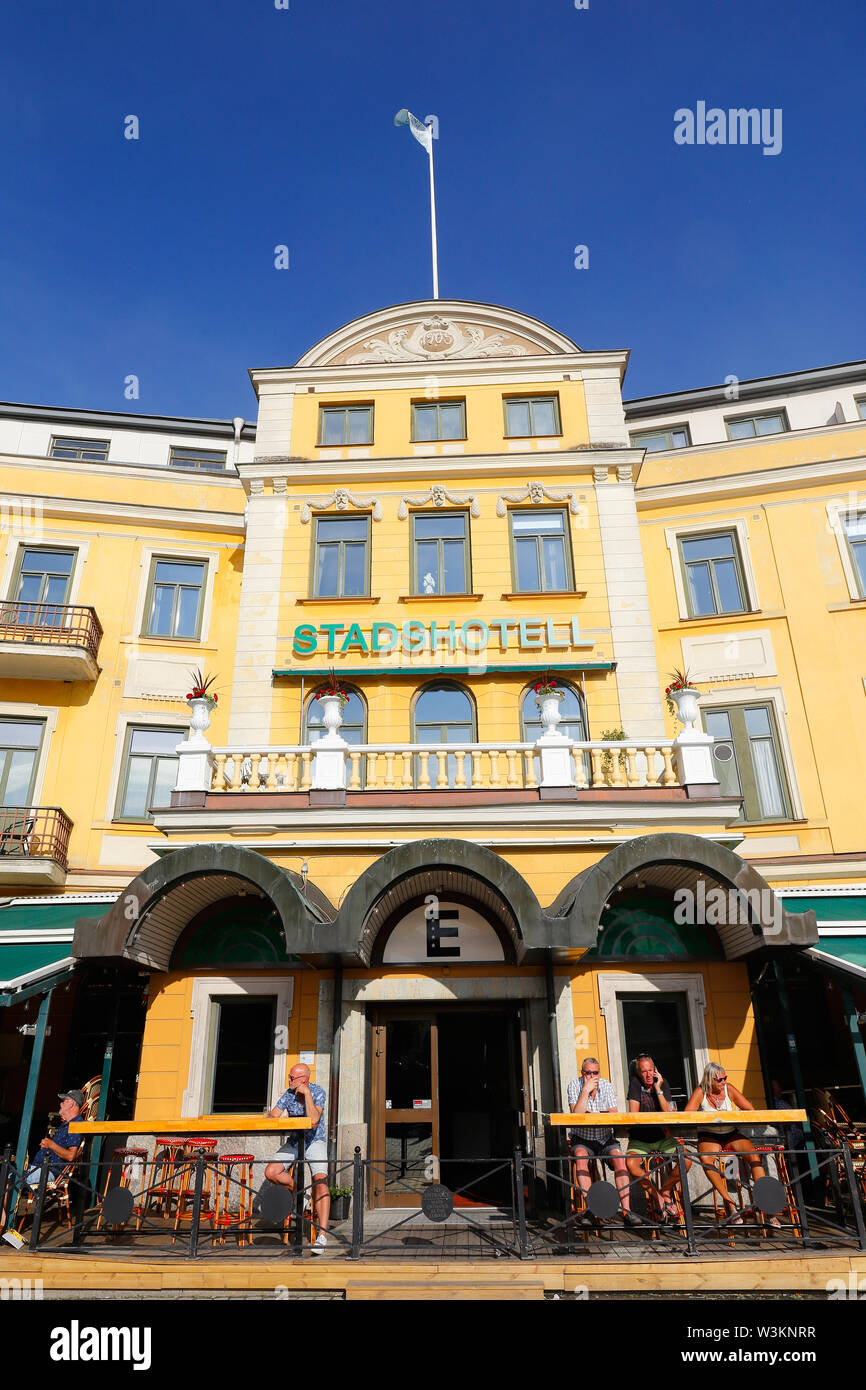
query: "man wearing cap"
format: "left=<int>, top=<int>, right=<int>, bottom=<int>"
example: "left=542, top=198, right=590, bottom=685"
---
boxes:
left=23, top=1089, right=85, bottom=1187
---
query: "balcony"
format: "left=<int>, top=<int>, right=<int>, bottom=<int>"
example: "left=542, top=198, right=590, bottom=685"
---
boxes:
left=0, top=601, right=102, bottom=681
left=0, top=806, right=73, bottom=885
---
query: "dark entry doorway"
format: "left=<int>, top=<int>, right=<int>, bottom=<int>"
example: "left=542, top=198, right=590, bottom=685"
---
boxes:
left=371, top=1005, right=527, bottom=1208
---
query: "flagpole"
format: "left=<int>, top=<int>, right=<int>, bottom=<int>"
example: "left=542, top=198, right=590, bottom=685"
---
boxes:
left=427, top=123, right=439, bottom=300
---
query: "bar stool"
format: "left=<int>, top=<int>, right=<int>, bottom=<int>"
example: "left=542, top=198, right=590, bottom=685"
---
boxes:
left=749, top=1144, right=802, bottom=1239
left=172, top=1138, right=219, bottom=1237
left=137, top=1137, right=190, bottom=1228
left=211, top=1153, right=255, bottom=1247
left=646, top=1151, right=685, bottom=1239
left=96, top=1146, right=148, bottom=1231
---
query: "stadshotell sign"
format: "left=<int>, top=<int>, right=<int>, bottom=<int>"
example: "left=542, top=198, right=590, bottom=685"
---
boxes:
left=291, top=615, right=591, bottom=657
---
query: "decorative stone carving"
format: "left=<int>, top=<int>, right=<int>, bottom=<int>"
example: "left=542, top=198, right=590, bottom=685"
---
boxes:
left=616, top=464, right=634, bottom=484
left=398, top=486, right=481, bottom=520
left=300, top=490, right=383, bottom=523
left=345, top=315, right=529, bottom=365
left=592, top=465, right=609, bottom=484
left=496, top=483, right=581, bottom=517
left=249, top=479, right=265, bottom=496
left=272, top=477, right=288, bottom=495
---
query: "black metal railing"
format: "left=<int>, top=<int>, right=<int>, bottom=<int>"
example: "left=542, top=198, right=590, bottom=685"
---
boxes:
left=3, top=1137, right=865, bottom=1261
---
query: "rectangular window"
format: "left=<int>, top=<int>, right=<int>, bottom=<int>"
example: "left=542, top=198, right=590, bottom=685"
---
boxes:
left=843, top=513, right=866, bottom=597
left=703, top=702, right=790, bottom=822
left=8, top=548, right=75, bottom=626
left=618, top=993, right=695, bottom=1107
left=318, top=405, right=373, bottom=446
left=412, top=513, right=469, bottom=594
left=144, top=558, right=206, bottom=639
left=168, top=446, right=227, bottom=473
left=0, top=719, right=45, bottom=808
left=725, top=410, right=788, bottom=440
left=510, top=509, right=571, bottom=592
left=504, top=395, right=560, bottom=438
left=314, top=515, right=370, bottom=597
left=205, top=995, right=277, bottom=1113
left=678, top=531, right=748, bottom=616
left=49, top=436, right=109, bottom=461
left=856, top=398, right=866, bottom=421
left=411, top=401, right=466, bottom=442
left=115, top=726, right=181, bottom=820
left=630, top=425, right=691, bottom=452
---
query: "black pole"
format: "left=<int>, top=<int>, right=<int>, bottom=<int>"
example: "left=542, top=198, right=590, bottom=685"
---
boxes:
left=677, top=1143, right=698, bottom=1256
left=28, top=1161, right=51, bottom=1251
left=294, top=1131, right=306, bottom=1254
left=350, top=1146, right=363, bottom=1260
left=327, top=956, right=343, bottom=1175
left=747, top=960, right=775, bottom=1106
left=514, top=1147, right=528, bottom=1260
left=544, top=952, right=563, bottom=1114
left=187, top=1152, right=206, bottom=1258
left=772, top=957, right=819, bottom=1181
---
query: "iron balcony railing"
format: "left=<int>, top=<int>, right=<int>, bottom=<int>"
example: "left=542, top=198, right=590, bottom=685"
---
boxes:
left=0, top=601, right=103, bottom=660
left=0, top=806, right=73, bottom=868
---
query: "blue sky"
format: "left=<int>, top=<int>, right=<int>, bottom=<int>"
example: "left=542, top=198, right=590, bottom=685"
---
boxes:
left=1, top=0, right=863, bottom=418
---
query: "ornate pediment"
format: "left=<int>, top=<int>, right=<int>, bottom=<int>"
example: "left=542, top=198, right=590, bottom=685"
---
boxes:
left=295, top=300, right=580, bottom=369
left=344, top=315, right=530, bottom=365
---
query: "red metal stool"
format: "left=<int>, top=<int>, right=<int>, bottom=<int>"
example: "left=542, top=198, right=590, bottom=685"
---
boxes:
left=172, top=1138, right=219, bottom=1237
left=96, top=1146, right=148, bottom=1231
left=138, top=1137, right=190, bottom=1228
left=211, top=1153, right=255, bottom=1247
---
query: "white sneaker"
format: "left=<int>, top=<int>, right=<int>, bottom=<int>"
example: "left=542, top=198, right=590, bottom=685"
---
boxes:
left=310, top=1232, right=328, bottom=1255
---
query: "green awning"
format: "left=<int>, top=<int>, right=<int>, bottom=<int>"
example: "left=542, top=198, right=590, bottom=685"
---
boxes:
left=778, top=894, right=866, bottom=925
left=0, top=898, right=112, bottom=999
left=808, top=937, right=866, bottom=972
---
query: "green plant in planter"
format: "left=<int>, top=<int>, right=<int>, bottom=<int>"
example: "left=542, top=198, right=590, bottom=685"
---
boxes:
left=599, top=728, right=628, bottom=782
left=328, top=1185, right=353, bottom=1199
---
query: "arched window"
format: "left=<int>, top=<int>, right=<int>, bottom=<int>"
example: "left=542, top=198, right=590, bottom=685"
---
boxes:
left=521, top=682, right=588, bottom=783
left=412, top=681, right=476, bottom=786
left=304, top=684, right=367, bottom=746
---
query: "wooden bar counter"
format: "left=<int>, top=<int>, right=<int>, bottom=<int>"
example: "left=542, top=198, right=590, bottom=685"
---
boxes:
left=70, top=1117, right=312, bottom=1135
left=549, top=1110, right=805, bottom=1127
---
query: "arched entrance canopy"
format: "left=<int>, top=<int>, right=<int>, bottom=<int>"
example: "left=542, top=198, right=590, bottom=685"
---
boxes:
left=71, top=844, right=334, bottom=970
left=549, top=833, right=818, bottom=960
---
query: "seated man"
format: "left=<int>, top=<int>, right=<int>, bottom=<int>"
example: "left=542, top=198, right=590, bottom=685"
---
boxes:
left=24, top=1089, right=84, bottom=1188
left=568, top=1056, right=640, bottom=1227
left=624, top=1054, right=690, bottom=1221
left=1, top=1089, right=84, bottom=1240
left=264, top=1064, right=330, bottom=1254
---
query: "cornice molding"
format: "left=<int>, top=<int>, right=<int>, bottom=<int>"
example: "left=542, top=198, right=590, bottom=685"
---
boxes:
left=635, top=453, right=866, bottom=508
left=398, top=485, right=480, bottom=519
left=0, top=489, right=246, bottom=534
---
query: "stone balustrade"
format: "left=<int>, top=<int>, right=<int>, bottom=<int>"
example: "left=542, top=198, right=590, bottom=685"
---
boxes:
left=202, top=739, right=686, bottom=793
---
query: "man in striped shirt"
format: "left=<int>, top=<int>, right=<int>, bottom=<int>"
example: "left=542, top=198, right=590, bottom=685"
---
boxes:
left=568, top=1057, right=640, bottom=1227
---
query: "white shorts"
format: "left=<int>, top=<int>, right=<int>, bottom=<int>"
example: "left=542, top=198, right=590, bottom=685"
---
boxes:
left=270, top=1138, right=328, bottom=1177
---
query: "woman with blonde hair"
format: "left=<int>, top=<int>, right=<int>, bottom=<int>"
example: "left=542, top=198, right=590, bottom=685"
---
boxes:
left=684, top=1061, right=780, bottom=1228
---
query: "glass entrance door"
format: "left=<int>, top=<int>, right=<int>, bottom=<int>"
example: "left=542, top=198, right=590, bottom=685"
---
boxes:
left=371, top=1012, right=439, bottom=1208
left=370, top=1006, right=526, bottom=1209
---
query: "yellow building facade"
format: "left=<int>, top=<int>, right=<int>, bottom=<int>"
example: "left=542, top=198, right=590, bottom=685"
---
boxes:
left=1, top=301, right=863, bottom=1204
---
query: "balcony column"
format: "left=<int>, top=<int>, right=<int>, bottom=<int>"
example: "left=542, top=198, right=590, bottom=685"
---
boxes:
left=311, top=734, right=348, bottom=791
left=672, top=728, right=720, bottom=798
left=534, top=731, right=576, bottom=789
left=173, top=725, right=215, bottom=795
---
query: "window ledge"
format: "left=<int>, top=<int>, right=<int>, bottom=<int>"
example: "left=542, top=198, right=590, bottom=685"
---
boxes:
left=295, top=595, right=380, bottom=605
left=398, top=593, right=484, bottom=603
left=120, top=636, right=215, bottom=649
left=827, top=599, right=866, bottom=611
left=501, top=590, right=586, bottom=601
left=658, top=610, right=788, bottom=631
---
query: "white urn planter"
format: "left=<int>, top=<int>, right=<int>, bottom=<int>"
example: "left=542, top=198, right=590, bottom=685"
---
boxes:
left=186, top=696, right=213, bottom=744
left=535, top=690, right=565, bottom=736
left=669, top=686, right=701, bottom=732
left=318, top=693, right=346, bottom=741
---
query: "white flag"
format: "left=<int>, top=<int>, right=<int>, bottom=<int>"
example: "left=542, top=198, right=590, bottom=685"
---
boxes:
left=394, top=108, right=432, bottom=153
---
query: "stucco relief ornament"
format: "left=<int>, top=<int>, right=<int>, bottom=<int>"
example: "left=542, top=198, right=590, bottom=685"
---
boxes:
left=496, top=483, right=581, bottom=517
left=300, top=491, right=383, bottom=522
left=398, top=486, right=481, bottom=519
left=345, top=315, right=529, bottom=364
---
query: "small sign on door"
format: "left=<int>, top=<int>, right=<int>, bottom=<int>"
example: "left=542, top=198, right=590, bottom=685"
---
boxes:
left=413, top=1099, right=432, bottom=1109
